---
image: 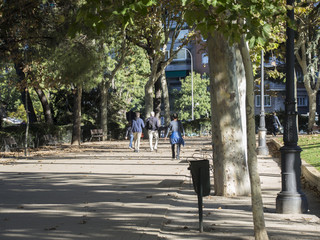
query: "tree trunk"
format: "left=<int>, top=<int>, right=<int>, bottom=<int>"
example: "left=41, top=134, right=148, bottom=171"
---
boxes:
left=21, top=89, right=38, bottom=123
left=14, top=62, right=37, bottom=123
left=34, top=87, right=53, bottom=124
left=295, top=41, right=320, bottom=133
left=235, top=41, right=248, bottom=166
left=71, top=85, right=82, bottom=145
left=100, top=80, right=109, bottom=140
left=240, top=36, right=269, bottom=240
left=154, top=76, right=162, bottom=118
left=207, top=32, right=250, bottom=196
left=307, top=92, right=317, bottom=132
left=145, top=76, right=154, bottom=118
left=161, top=71, right=171, bottom=126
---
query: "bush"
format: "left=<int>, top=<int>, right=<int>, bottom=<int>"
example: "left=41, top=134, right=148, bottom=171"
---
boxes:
left=182, top=118, right=211, bottom=136
left=255, top=111, right=309, bottom=134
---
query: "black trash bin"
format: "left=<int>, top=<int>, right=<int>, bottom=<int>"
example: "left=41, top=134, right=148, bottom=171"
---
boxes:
left=188, top=159, right=211, bottom=232
left=189, top=159, right=211, bottom=197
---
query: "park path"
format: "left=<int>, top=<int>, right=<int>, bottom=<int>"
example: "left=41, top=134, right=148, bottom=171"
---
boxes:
left=0, top=137, right=319, bottom=240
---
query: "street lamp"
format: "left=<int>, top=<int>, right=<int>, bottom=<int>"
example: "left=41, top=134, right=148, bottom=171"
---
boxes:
left=276, top=0, right=308, bottom=214
left=183, top=48, right=194, bottom=120
left=257, top=50, right=269, bottom=155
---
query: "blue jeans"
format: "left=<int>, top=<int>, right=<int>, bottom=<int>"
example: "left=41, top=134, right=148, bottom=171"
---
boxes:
left=129, top=134, right=133, bottom=148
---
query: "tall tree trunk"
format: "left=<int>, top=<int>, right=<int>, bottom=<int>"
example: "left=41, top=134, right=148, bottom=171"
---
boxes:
left=14, top=62, right=37, bottom=123
left=100, top=80, right=109, bottom=140
left=207, top=32, right=250, bottom=196
left=161, top=71, right=171, bottom=126
left=295, top=41, right=320, bottom=133
left=236, top=41, right=248, bottom=168
left=240, top=36, right=269, bottom=240
left=154, top=76, right=162, bottom=118
left=307, top=91, right=318, bottom=132
left=71, top=85, right=82, bottom=145
left=34, top=87, right=53, bottom=124
left=145, top=76, right=154, bottom=118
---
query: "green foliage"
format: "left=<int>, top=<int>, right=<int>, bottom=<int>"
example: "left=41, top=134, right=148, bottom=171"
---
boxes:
left=48, top=38, right=101, bottom=87
left=173, top=73, right=210, bottom=121
left=106, top=46, right=150, bottom=134
left=183, top=0, right=286, bottom=49
left=182, top=117, right=211, bottom=136
left=0, top=66, right=22, bottom=113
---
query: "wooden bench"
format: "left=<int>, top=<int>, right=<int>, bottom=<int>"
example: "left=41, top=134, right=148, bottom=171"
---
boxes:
left=1, top=137, right=23, bottom=157
left=42, top=134, right=58, bottom=146
left=90, top=129, right=104, bottom=141
left=311, top=125, right=320, bottom=134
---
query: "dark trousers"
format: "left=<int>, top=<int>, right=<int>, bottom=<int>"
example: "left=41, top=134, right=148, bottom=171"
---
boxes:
left=171, top=144, right=181, bottom=159
left=272, top=124, right=279, bottom=136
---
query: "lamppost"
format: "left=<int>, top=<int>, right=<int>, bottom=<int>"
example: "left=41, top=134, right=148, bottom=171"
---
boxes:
left=276, top=0, right=308, bottom=213
left=257, top=50, right=269, bottom=155
left=183, top=48, right=194, bottom=120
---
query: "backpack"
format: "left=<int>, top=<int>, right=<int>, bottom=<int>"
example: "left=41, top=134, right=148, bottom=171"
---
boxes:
left=146, top=118, right=153, bottom=130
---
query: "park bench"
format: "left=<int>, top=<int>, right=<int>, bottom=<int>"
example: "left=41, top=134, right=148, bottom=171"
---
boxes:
left=311, top=124, right=320, bottom=134
left=1, top=136, right=23, bottom=157
left=42, top=134, right=58, bottom=146
left=89, top=129, right=104, bottom=141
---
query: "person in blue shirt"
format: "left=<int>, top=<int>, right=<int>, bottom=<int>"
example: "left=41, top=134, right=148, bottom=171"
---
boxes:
left=165, top=113, right=185, bottom=160
left=131, top=111, right=145, bottom=152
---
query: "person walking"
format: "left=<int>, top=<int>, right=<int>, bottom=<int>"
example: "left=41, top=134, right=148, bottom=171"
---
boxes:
left=272, top=112, right=282, bottom=136
left=145, top=111, right=160, bottom=152
left=165, top=113, right=185, bottom=160
left=131, top=111, right=145, bottom=152
left=125, top=122, right=134, bottom=149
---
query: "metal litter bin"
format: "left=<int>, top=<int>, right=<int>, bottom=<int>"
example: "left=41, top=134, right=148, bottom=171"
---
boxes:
left=188, top=159, right=211, bottom=232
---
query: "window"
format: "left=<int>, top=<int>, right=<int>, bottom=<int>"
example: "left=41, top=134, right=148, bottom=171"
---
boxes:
left=177, top=29, right=188, bottom=40
left=202, top=53, right=208, bottom=65
left=297, top=96, right=307, bottom=106
left=165, top=50, right=169, bottom=60
left=173, top=49, right=187, bottom=60
left=255, top=95, right=271, bottom=107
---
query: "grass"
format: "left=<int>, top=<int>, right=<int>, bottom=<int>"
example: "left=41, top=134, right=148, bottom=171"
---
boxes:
left=274, top=134, right=320, bottom=171
left=298, top=135, right=320, bottom=171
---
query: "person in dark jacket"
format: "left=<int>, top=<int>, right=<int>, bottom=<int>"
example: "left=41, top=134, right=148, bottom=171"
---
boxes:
left=131, top=111, right=145, bottom=152
left=145, top=111, right=160, bottom=151
left=125, top=122, right=133, bottom=149
left=165, top=113, right=185, bottom=160
left=272, top=112, right=282, bottom=136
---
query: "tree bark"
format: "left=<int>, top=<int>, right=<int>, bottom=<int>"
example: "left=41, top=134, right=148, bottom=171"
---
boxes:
left=100, top=80, right=109, bottom=140
left=240, top=36, right=269, bottom=240
left=295, top=39, right=320, bottom=133
left=145, top=76, right=154, bottom=118
left=71, top=85, right=82, bottom=145
left=154, top=76, right=162, bottom=118
left=235, top=43, right=248, bottom=166
left=34, top=87, right=53, bottom=124
left=207, top=32, right=250, bottom=196
left=307, top=92, right=318, bottom=131
left=161, top=71, right=171, bottom=126
left=14, top=62, right=37, bottom=123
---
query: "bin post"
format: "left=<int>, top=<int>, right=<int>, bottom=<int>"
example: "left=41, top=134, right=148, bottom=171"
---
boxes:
left=188, top=159, right=210, bottom=232
left=197, top=170, right=203, bottom=232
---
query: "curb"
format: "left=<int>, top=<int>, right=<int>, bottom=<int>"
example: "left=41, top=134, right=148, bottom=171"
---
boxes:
left=270, top=138, right=320, bottom=194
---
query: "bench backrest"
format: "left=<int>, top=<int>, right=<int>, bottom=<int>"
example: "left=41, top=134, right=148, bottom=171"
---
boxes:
left=4, top=137, right=17, bottom=147
left=91, top=129, right=103, bottom=135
